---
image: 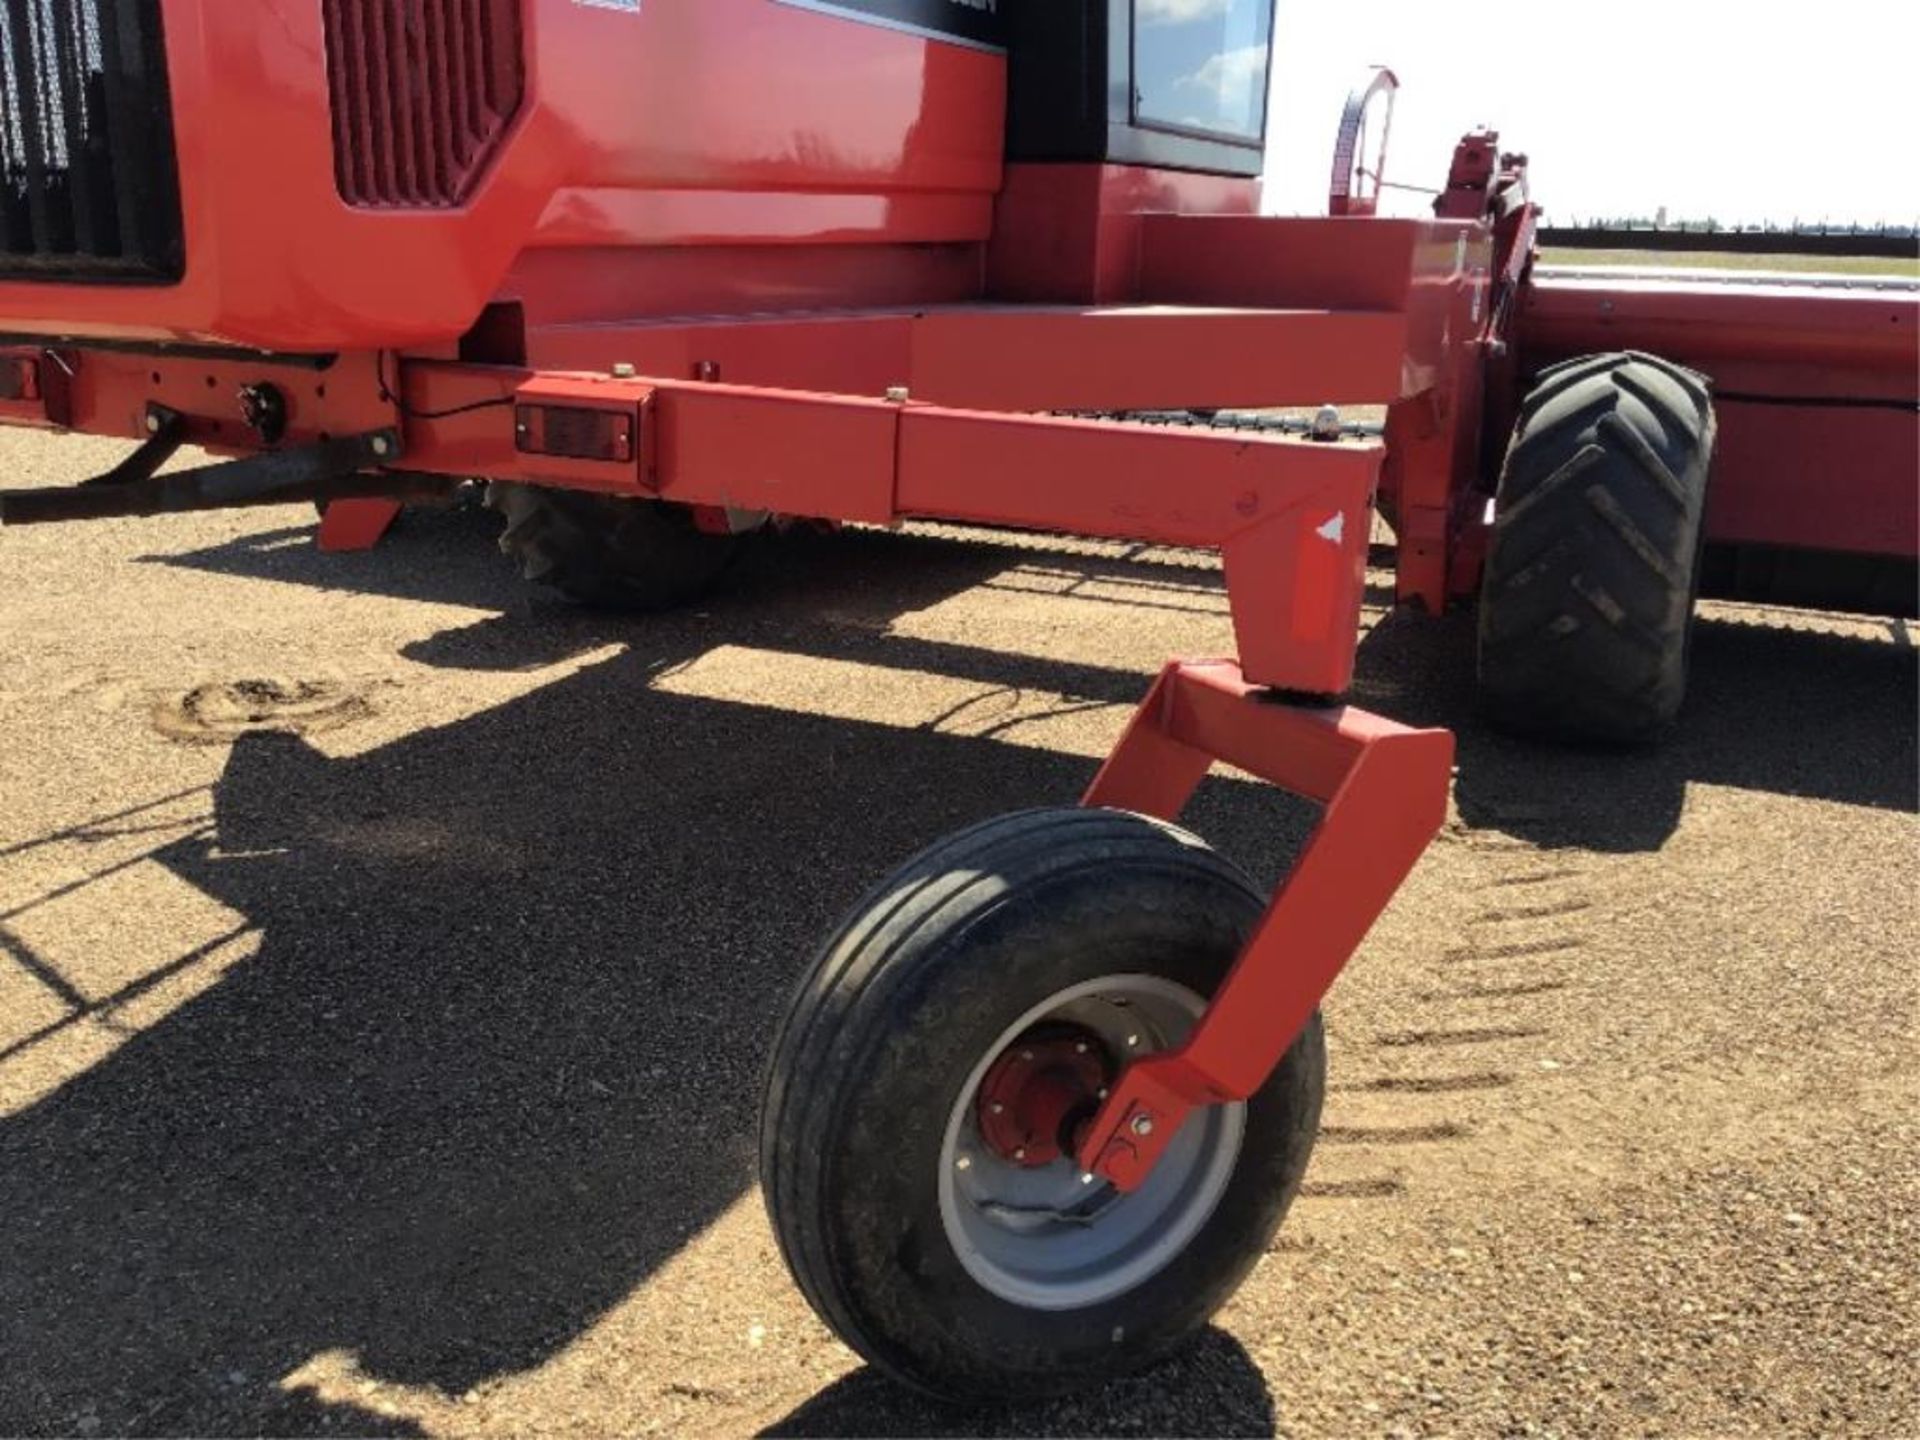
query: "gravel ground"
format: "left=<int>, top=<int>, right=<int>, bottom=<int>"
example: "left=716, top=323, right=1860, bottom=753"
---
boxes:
left=0, top=432, right=1914, bottom=1438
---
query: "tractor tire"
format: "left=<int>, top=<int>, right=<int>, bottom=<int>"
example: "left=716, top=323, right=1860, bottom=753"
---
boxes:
left=485, top=482, right=741, bottom=611
left=760, top=807, right=1325, bottom=1400
left=1476, top=351, right=1716, bottom=743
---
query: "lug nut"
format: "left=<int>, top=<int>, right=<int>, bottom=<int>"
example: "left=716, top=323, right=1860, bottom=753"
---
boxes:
left=956, top=1155, right=972, bottom=1171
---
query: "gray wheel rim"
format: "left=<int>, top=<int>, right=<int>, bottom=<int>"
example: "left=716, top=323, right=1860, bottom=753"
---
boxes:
left=936, top=974, right=1245, bottom=1311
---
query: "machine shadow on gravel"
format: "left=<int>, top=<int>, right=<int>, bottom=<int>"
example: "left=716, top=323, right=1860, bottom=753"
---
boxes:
left=156, top=510, right=1918, bottom=859
left=0, top=569, right=1299, bottom=1436
left=1348, top=603, right=1917, bottom=852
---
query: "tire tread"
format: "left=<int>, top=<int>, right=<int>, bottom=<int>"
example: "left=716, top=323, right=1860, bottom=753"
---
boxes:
left=1477, top=352, right=1716, bottom=743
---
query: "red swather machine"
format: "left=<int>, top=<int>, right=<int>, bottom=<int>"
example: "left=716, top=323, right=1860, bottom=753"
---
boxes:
left=0, top=0, right=1913, bottom=1400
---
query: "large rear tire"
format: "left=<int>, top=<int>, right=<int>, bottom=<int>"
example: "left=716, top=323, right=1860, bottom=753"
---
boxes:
left=485, top=482, right=741, bottom=611
left=1476, top=351, right=1716, bottom=743
left=759, top=807, right=1325, bottom=1400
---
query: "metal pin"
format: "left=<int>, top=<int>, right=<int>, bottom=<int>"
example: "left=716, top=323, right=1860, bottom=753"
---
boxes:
left=1130, top=1114, right=1155, bottom=1137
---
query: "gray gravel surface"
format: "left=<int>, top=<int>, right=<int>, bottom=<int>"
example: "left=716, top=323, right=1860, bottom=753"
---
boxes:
left=0, top=431, right=1913, bottom=1438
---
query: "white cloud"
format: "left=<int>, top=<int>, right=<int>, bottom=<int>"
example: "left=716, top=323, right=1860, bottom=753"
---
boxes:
left=1179, top=43, right=1269, bottom=104
left=1137, top=0, right=1232, bottom=24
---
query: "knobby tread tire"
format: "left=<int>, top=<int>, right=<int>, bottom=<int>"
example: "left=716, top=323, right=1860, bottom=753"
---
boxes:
left=485, top=482, right=740, bottom=611
left=1477, top=351, right=1716, bottom=743
left=758, top=807, right=1326, bottom=1399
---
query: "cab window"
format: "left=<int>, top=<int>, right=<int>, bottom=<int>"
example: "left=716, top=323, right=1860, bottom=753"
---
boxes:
left=1131, top=0, right=1273, bottom=145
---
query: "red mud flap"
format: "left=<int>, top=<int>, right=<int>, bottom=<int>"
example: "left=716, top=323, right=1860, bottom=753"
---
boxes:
left=1075, top=658, right=1454, bottom=1191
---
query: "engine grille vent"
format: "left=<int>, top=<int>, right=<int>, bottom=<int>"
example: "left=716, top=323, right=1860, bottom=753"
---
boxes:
left=0, top=0, right=185, bottom=283
left=323, top=0, right=525, bottom=210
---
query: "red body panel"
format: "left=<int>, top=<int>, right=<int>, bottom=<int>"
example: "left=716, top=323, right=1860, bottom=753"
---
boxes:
left=524, top=304, right=1410, bottom=411
left=0, top=0, right=1005, bottom=350
left=1521, top=273, right=1920, bottom=559
left=987, top=164, right=1259, bottom=303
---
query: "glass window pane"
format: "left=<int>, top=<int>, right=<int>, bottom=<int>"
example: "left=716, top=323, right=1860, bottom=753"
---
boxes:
left=1133, top=0, right=1273, bottom=144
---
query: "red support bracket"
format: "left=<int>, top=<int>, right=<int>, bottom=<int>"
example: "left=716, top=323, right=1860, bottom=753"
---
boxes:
left=317, top=498, right=404, bottom=553
left=1075, top=658, right=1454, bottom=1191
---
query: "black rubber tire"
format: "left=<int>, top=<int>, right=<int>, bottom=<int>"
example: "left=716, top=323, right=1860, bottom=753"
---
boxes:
left=485, top=481, right=741, bottom=611
left=1476, top=351, right=1716, bottom=743
left=759, top=807, right=1326, bottom=1400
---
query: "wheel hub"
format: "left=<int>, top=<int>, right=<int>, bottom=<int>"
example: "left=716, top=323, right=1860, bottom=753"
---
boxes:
left=938, top=975, right=1248, bottom=1311
left=974, top=1026, right=1111, bottom=1168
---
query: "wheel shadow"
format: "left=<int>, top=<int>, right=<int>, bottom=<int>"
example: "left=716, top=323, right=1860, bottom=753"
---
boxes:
left=763, top=1327, right=1275, bottom=1438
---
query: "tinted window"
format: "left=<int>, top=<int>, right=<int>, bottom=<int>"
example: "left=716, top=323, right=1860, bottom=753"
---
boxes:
left=1132, top=0, right=1273, bottom=144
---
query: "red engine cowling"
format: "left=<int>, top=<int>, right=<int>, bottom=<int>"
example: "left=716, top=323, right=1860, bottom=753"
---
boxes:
left=0, top=0, right=1008, bottom=350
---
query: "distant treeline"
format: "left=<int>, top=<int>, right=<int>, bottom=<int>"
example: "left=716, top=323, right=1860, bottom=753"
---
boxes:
left=1553, top=216, right=1917, bottom=237
left=1539, top=218, right=1918, bottom=259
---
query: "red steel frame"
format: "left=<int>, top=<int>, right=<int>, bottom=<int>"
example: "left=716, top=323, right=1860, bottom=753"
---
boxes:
left=410, top=353, right=1456, bottom=1189
left=1078, top=661, right=1451, bottom=1189
left=0, top=315, right=1461, bottom=1198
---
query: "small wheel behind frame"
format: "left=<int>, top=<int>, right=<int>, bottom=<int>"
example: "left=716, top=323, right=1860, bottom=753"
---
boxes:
left=759, top=807, right=1325, bottom=1400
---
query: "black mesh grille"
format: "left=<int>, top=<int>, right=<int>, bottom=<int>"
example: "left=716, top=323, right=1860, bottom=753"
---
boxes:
left=0, top=0, right=183, bottom=282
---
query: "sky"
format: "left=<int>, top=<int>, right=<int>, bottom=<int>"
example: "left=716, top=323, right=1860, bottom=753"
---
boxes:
left=1259, top=0, right=1920, bottom=226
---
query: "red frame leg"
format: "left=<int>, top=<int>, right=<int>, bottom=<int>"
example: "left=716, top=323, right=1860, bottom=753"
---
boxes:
left=316, top=498, right=403, bottom=553
left=1075, top=659, right=1454, bottom=1190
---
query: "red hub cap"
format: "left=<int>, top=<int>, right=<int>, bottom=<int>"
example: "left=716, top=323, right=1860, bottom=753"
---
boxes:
left=975, top=1026, right=1112, bottom=1167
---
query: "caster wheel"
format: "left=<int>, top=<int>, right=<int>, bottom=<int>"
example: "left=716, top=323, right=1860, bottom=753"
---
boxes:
left=759, top=807, right=1325, bottom=1400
